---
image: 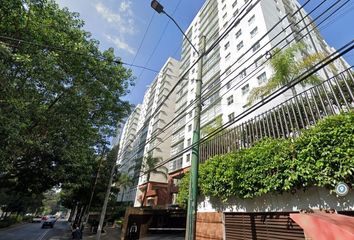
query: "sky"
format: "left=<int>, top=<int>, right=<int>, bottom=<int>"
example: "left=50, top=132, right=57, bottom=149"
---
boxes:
left=54, top=0, right=354, bottom=106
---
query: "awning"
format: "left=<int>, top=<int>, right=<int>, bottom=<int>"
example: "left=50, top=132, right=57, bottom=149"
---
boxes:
left=290, top=212, right=354, bottom=240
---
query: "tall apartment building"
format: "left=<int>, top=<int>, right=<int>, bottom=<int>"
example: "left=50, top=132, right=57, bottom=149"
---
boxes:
left=116, top=105, right=141, bottom=203
left=168, top=0, right=348, bottom=203
left=116, top=57, right=180, bottom=206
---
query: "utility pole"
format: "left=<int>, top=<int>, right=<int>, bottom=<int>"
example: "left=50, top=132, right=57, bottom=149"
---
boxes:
left=82, top=150, right=106, bottom=228
left=96, top=147, right=118, bottom=240
left=186, top=36, right=205, bottom=240
left=150, top=1, right=205, bottom=239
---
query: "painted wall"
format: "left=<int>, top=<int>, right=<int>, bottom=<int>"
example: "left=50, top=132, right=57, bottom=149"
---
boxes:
left=198, top=187, right=354, bottom=213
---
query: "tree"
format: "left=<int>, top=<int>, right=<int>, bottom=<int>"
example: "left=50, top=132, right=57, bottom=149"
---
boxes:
left=115, top=173, right=133, bottom=203
left=96, top=145, right=119, bottom=240
left=0, top=0, right=133, bottom=197
left=247, top=43, right=322, bottom=104
left=139, top=155, right=167, bottom=207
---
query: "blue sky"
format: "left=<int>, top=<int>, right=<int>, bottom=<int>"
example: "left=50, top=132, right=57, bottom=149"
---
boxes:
left=55, top=0, right=354, bottom=106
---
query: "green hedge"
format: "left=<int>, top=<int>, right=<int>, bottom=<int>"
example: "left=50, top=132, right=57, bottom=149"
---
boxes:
left=0, top=215, right=22, bottom=228
left=177, top=112, right=354, bottom=206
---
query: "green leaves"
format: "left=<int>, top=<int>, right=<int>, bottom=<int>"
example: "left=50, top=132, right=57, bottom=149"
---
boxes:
left=247, top=42, right=325, bottom=104
left=0, top=0, right=132, bottom=196
left=177, top=112, right=354, bottom=205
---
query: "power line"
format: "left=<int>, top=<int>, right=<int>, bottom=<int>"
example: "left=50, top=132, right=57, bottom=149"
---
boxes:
left=199, top=0, right=348, bottom=106
left=117, top=0, right=352, bottom=182
left=116, top=0, right=318, bottom=172
left=130, top=12, right=155, bottom=66
left=138, top=41, right=354, bottom=182
left=0, top=35, right=190, bottom=81
left=119, top=0, right=318, bottom=161
left=135, top=0, right=184, bottom=83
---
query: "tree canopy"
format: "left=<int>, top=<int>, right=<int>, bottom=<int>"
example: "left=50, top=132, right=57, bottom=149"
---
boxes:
left=0, top=0, right=133, bottom=199
left=247, top=43, right=322, bottom=104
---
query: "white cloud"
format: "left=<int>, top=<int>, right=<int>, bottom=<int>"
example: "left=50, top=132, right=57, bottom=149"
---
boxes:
left=95, top=1, right=137, bottom=55
left=105, top=35, right=136, bottom=55
left=94, top=2, right=136, bottom=35
left=119, top=0, right=133, bottom=16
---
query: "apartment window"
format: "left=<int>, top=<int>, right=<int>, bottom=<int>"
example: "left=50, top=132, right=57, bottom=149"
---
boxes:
left=254, top=56, right=262, bottom=68
left=252, top=41, right=260, bottom=52
left=227, top=95, right=234, bottom=105
left=225, top=52, right=231, bottom=61
left=223, top=21, right=228, bottom=28
left=226, top=81, right=232, bottom=89
left=241, top=84, right=250, bottom=95
left=186, top=153, right=191, bottom=162
left=232, top=0, right=237, bottom=8
left=187, top=138, right=191, bottom=146
left=250, top=27, right=258, bottom=38
left=222, top=12, right=227, bottom=20
left=237, top=41, right=244, bottom=50
left=222, top=4, right=226, bottom=11
left=233, top=9, right=239, bottom=17
left=228, top=112, right=235, bottom=122
left=188, top=124, right=192, bottom=132
left=248, top=15, right=255, bottom=25
left=257, top=72, right=267, bottom=84
left=188, top=111, right=193, bottom=118
left=224, top=41, right=230, bottom=50
left=191, top=68, right=195, bottom=74
left=239, top=69, right=246, bottom=79
left=235, top=29, right=242, bottom=39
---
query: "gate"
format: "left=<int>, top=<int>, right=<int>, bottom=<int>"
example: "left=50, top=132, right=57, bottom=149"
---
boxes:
left=224, top=212, right=305, bottom=240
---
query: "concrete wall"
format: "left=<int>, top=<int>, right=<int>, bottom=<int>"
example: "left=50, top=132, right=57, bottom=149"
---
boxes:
left=198, top=187, right=354, bottom=213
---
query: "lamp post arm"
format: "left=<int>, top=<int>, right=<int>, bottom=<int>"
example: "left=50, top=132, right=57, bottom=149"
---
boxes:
left=162, top=10, right=199, bottom=55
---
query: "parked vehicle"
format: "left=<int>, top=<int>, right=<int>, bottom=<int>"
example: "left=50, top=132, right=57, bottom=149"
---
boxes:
left=32, top=216, right=42, bottom=223
left=41, top=215, right=57, bottom=228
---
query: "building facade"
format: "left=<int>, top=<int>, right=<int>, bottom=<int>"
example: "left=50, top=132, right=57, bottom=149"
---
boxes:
left=167, top=0, right=349, bottom=204
left=116, top=57, right=180, bottom=206
left=117, top=0, right=349, bottom=207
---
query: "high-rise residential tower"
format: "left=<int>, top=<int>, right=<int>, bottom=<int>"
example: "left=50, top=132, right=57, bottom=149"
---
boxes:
left=168, top=0, right=348, bottom=203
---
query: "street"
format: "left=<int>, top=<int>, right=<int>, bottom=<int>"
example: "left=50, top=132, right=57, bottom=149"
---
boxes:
left=0, top=219, right=70, bottom=240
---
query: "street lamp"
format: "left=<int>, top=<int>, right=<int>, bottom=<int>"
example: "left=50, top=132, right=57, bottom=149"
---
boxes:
left=151, top=0, right=199, bottom=55
left=151, top=1, right=205, bottom=239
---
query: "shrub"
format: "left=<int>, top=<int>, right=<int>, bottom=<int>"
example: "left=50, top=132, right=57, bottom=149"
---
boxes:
left=177, top=112, right=354, bottom=205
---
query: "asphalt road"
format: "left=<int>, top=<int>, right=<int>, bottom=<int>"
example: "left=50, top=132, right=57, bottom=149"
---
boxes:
left=0, top=219, right=71, bottom=240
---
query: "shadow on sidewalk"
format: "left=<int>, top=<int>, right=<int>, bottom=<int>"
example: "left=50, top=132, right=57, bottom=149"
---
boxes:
left=82, top=225, right=121, bottom=240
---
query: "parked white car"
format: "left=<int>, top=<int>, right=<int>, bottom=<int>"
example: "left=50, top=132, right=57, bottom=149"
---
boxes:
left=32, top=215, right=42, bottom=223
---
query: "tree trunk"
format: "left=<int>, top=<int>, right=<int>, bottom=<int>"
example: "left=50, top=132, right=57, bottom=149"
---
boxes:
left=96, top=161, right=116, bottom=240
left=69, top=203, right=78, bottom=223
left=82, top=150, right=106, bottom=227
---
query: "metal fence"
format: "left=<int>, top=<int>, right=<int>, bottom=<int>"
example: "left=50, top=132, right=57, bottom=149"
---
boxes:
left=200, top=67, right=354, bottom=163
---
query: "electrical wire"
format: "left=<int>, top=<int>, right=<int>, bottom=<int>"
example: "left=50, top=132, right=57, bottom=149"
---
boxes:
left=117, top=0, right=326, bottom=167
left=117, top=1, right=353, bottom=182
left=137, top=41, right=354, bottom=181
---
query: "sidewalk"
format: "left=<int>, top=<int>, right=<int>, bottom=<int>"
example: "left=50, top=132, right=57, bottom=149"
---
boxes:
left=82, top=224, right=121, bottom=240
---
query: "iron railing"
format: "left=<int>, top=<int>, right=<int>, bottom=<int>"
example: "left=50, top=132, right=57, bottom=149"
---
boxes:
left=200, top=67, right=354, bottom=163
